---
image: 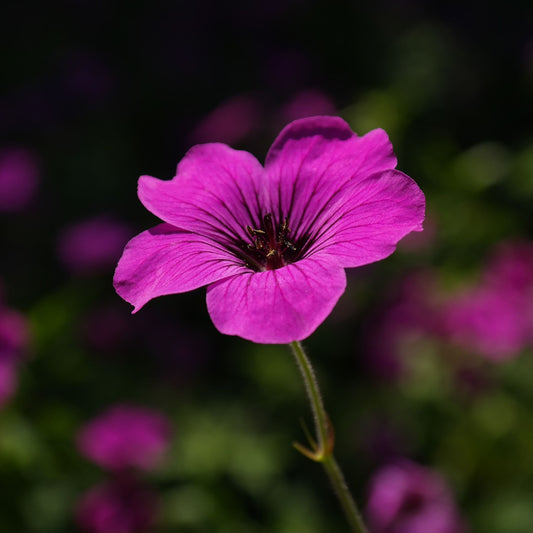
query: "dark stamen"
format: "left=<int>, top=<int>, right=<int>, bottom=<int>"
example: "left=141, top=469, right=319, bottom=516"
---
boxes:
left=241, top=213, right=300, bottom=271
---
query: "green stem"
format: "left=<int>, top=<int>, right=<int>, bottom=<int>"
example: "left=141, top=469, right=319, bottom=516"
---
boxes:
left=289, top=341, right=368, bottom=533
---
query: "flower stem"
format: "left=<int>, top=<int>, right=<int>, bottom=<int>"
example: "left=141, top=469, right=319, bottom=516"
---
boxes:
left=289, top=341, right=368, bottom=533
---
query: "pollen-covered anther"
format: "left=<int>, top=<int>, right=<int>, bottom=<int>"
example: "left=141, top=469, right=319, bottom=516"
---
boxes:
left=244, top=214, right=298, bottom=270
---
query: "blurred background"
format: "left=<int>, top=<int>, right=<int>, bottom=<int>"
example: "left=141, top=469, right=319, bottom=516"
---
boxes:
left=1, top=1, right=533, bottom=531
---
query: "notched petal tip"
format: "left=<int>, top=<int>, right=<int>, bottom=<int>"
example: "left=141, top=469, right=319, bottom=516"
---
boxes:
left=129, top=301, right=143, bottom=314
left=137, top=143, right=265, bottom=235
left=281, top=115, right=354, bottom=139
left=266, top=115, right=355, bottom=166
left=137, top=174, right=166, bottom=213
left=112, top=267, right=149, bottom=314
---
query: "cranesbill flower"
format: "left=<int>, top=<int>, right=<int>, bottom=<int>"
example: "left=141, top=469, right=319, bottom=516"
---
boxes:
left=77, top=405, right=172, bottom=471
left=0, top=305, right=30, bottom=408
left=442, top=241, right=533, bottom=361
left=114, top=116, right=425, bottom=343
left=0, top=148, right=40, bottom=212
left=279, top=89, right=336, bottom=124
left=443, top=284, right=529, bottom=361
left=76, top=475, right=158, bottom=533
left=365, top=460, right=466, bottom=533
left=0, top=306, right=30, bottom=363
left=58, top=215, right=134, bottom=275
left=189, top=93, right=262, bottom=145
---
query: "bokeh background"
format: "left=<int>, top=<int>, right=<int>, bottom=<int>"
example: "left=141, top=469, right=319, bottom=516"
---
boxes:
left=1, top=1, right=533, bottom=531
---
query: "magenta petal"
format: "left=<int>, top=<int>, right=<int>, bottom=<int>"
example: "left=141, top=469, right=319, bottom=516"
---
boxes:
left=308, top=170, right=425, bottom=268
left=206, top=257, right=346, bottom=343
left=113, top=224, right=247, bottom=312
left=138, top=143, right=265, bottom=242
left=264, top=116, right=397, bottom=241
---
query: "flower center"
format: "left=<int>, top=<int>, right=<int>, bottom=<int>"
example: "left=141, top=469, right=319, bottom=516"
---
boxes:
left=243, top=213, right=298, bottom=271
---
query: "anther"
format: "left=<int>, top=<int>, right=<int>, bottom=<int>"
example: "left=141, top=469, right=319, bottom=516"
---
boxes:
left=242, top=213, right=300, bottom=271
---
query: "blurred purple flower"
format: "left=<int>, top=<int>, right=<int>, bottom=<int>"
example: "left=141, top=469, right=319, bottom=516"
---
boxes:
left=58, top=215, right=134, bottom=275
left=0, top=148, right=40, bottom=212
left=443, top=284, right=529, bottom=361
left=0, top=306, right=30, bottom=408
left=278, top=89, right=336, bottom=123
left=0, top=306, right=30, bottom=363
left=443, top=241, right=533, bottom=360
left=77, top=405, right=172, bottom=471
left=366, top=460, right=466, bottom=533
left=190, top=94, right=262, bottom=145
left=76, top=475, right=158, bottom=533
left=114, top=116, right=425, bottom=343
left=483, top=240, right=533, bottom=293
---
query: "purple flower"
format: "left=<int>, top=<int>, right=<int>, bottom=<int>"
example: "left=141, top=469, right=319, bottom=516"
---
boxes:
left=77, top=405, right=172, bottom=471
left=278, top=89, right=336, bottom=123
left=58, top=215, right=134, bottom=275
left=444, top=284, right=529, bottom=361
left=483, top=240, right=533, bottom=293
left=114, top=116, right=425, bottom=343
left=76, top=475, right=158, bottom=533
left=443, top=241, right=533, bottom=360
left=0, top=148, right=40, bottom=212
left=366, top=460, right=466, bottom=533
left=0, top=306, right=30, bottom=408
left=0, top=307, right=30, bottom=363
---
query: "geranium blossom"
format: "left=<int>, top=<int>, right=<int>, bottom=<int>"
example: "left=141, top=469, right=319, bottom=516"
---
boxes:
left=0, top=304, right=30, bottom=408
left=189, top=93, right=261, bottom=144
left=0, top=147, right=40, bottom=212
left=114, top=116, right=425, bottom=343
left=77, top=404, right=172, bottom=471
left=58, top=215, right=133, bottom=274
left=279, top=89, right=336, bottom=123
left=76, top=475, right=158, bottom=533
left=443, top=240, right=533, bottom=360
left=365, top=460, right=466, bottom=533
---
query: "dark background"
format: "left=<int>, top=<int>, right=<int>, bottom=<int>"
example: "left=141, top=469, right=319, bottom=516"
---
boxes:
left=1, top=1, right=533, bottom=531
